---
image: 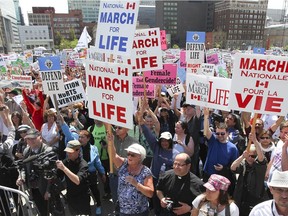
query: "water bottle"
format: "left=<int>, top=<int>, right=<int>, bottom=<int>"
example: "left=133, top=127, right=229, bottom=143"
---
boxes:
left=160, top=163, right=166, bottom=177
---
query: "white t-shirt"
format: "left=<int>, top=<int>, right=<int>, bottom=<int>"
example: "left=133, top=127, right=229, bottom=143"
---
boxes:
left=249, top=200, right=281, bottom=216
left=192, top=194, right=239, bottom=216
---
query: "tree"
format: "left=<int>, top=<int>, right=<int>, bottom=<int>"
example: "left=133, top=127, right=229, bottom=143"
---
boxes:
left=68, top=28, right=76, bottom=41
left=54, top=31, right=63, bottom=46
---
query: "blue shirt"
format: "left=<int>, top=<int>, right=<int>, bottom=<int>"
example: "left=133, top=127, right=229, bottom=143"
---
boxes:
left=204, top=134, right=239, bottom=175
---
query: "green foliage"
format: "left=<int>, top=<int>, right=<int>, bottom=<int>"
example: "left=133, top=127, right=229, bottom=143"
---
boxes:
left=57, top=39, right=78, bottom=50
left=54, top=29, right=78, bottom=49
left=69, top=28, right=76, bottom=41
left=54, top=31, right=63, bottom=46
left=172, top=44, right=179, bottom=49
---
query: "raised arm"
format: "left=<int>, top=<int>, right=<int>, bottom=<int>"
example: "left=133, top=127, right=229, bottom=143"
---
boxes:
left=203, top=107, right=212, bottom=139
left=106, top=133, right=124, bottom=168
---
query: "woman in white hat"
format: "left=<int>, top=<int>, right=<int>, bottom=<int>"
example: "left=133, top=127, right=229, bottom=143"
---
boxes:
left=108, top=134, right=154, bottom=216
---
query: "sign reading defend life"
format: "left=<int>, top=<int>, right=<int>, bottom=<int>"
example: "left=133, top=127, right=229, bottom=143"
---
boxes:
left=38, top=56, right=65, bottom=95
left=129, top=28, right=162, bottom=72
left=95, top=0, right=140, bottom=56
left=229, top=53, right=288, bottom=115
left=85, top=60, right=134, bottom=129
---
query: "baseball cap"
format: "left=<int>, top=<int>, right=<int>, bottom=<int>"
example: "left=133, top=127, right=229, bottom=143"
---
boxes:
left=125, top=143, right=146, bottom=161
left=204, top=174, right=231, bottom=191
left=64, top=140, right=81, bottom=153
left=17, top=125, right=31, bottom=132
left=159, top=131, right=173, bottom=140
left=182, top=102, right=195, bottom=108
left=24, top=128, right=40, bottom=139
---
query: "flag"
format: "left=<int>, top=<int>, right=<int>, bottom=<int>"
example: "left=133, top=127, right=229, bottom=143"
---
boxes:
left=75, top=27, right=92, bottom=50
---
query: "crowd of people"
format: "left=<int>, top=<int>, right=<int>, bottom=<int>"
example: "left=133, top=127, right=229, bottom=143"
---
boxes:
left=1, top=64, right=288, bottom=216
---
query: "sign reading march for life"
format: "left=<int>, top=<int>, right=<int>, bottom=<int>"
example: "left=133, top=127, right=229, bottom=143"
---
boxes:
left=94, top=0, right=140, bottom=56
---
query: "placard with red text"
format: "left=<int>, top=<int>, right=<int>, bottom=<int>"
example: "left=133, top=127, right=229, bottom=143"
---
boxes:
left=186, top=74, right=231, bottom=111
left=129, top=28, right=162, bottom=72
left=85, top=60, right=133, bottom=129
left=229, top=53, right=288, bottom=115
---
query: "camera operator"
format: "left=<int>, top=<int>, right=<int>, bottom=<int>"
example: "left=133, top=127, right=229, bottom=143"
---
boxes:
left=16, top=128, right=53, bottom=216
left=56, top=140, right=91, bottom=215
left=156, top=153, right=204, bottom=216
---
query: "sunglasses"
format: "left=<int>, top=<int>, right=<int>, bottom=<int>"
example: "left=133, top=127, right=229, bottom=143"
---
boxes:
left=249, top=155, right=257, bottom=159
left=114, top=126, right=123, bottom=130
left=260, top=137, right=270, bottom=140
left=215, top=132, right=226, bottom=136
left=127, top=152, right=136, bottom=157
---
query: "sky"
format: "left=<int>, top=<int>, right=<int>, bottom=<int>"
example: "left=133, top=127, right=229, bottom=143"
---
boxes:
left=19, top=0, right=286, bottom=25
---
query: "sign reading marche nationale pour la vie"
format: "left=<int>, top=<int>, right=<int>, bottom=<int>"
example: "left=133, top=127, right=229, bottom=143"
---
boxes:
left=38, top=56, right=65, bottom=95
left=94, top=0, right=140, bottom=56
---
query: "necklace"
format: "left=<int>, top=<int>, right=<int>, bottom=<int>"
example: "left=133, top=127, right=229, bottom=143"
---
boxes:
left=128, top=164, right=142, bottom=176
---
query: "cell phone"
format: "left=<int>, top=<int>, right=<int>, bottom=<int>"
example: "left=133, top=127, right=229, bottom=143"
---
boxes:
left=0, top=107, right=5, bottom=111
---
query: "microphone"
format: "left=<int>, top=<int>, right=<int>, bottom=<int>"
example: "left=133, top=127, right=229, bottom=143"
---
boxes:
left=22, top=155, right=39, bottom=164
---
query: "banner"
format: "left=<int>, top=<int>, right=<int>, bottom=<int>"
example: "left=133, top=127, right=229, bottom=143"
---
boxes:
left=85, top=60, right=133, bottom=129
left=200, top=63, right=215, bottom=76
left=186, top=74, right=231, bottom=111
left=229, top=53, right=288, bottom=115
left=94, top=0, right=140, bottom=56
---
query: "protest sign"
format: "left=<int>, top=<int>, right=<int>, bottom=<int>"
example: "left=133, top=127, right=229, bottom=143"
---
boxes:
left=253, top=47, right=265, bottom=54
left=132, top=76, right=155, bottom=98
left=11, top=75, right=33, bottom=89
left=0, top=57, right=7, bottom=73
left=88, top=47, right=128, bottom=63
left=85, top=60, right=133, bottom=129
left=229, top=53, right=288, bottom=115
left=206, top=52, right=219, bottom=65
left=160, top=30, right=167, bottom=50
left=166, top=77, right=185, bottom=97
left=54, top=79, right=86, bottom=108
left=38, top=56, right=65, bottom=94
left=200, top=63, right=215, bottom=76
left=143, top=63, right=177, bottom=85
left=186, top=73, right=231, bottom=111
left=24, top=50, right=33, bottom=63
left=95, top=0, right=139, bottom=56
left=186, top=42, right=205, bottom=64
left=129, top=28, right=162, bottom=72
left=179, top=50, right=186, bottom=68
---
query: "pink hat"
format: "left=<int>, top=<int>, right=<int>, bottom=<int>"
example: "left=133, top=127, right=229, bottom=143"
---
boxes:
left=204, top=174, right=231, bottom=191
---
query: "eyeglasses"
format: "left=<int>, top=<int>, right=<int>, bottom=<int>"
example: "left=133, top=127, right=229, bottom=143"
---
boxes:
left=127, top=152, right=136, bottom=157
left=272, top=187, right=288, bottom=193
left=215, top=132, right=226, bottom=136
left=173, top=162, right=187, bottom=167
left=249, top=155, right=257, bottom=159
left=260, top=137, right=270, bottom=140
left=114, top=126, right=123, bottom=130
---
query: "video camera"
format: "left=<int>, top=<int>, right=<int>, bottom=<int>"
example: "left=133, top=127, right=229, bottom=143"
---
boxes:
left=20, top=151, right=58, bottom=180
